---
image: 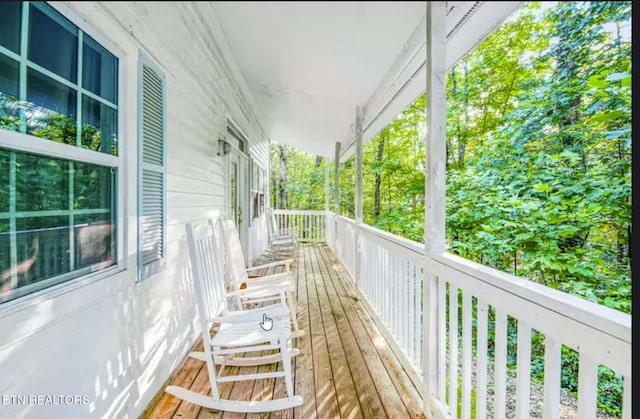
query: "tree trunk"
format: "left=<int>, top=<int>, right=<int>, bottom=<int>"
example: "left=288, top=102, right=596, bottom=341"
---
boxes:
left=278, top=144, right=288, bottom=209
left=555, top=7, right=582, bottom=147
left=306, top=156, right=323, bottom=209
left=459, top=62, right=469, bottom=165
left=449, top=66, right=458, bottom=169
left=373, top=131, right=386, bottom=218
left=554, top=5, right=588, bottom=254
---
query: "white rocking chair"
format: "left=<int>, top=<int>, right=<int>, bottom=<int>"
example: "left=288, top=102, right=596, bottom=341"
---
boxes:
left=217, top=219, right=303, bottom=338
left=165, top=222, right=303, bottom=413
left=188, top=221, right=303, bottom=359
left=267, top=208, right=298, bottom=261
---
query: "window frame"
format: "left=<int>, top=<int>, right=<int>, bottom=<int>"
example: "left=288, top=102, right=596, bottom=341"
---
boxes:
left=136, top=52, right=167, bottom=281
left=0, top=1, right=127, bottom=308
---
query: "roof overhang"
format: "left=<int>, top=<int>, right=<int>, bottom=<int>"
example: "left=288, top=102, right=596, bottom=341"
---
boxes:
left=211, top=1, right=523, bottom=159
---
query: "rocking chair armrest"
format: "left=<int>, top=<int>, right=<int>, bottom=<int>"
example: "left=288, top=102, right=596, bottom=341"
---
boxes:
left=224, top=286, right=286, bottom=299
left=246, top=272, right=292, bottom=284
left=247, top=259, right=293, bottom=272
left=274, top=232, right=296, bottom=240
left=212, top=305, right=290, bottom=324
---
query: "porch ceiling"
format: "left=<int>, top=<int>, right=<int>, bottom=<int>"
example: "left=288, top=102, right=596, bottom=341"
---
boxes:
left=212, top=1, right=522, bottom=158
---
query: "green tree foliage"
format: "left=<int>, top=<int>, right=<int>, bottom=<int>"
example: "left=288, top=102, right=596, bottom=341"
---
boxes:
left=270, top=143, right=326, bottom=210
left=446, top=1, right=631, bottom=309
left=362, top=96, right=425, bottom=241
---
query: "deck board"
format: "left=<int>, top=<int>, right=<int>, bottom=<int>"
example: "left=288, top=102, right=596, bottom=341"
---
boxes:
left=141, top=244, right=424, bottom=419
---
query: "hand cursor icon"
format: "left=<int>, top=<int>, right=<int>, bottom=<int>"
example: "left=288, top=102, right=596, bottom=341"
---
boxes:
left=259, top=314, right=273, bottom=331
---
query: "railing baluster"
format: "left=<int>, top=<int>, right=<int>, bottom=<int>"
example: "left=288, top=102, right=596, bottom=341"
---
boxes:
left=414, top=262, right=421, bottom=367
left=437, top=276, right=447, bottom=402
left=516, top=320, right=532, bottom=418
left=577, top=354, right=598, bottom=419
left=408, top=263, right=415, bottom=361
left=494, top=309, right=508, bottom=419
left=622, top=376, right=631, bottom=419
left=476, top=299, right=488, bottom=419
left=384, top=247, right=389, bottom=325
left=461, top=290, right=472, bottom=419
left=389, top=250, right=393, bottom=329
left=449, top=283, right=458, bottom=419
left=373, top=240, right=378, bottom=309
left=399, top=257, right=404, bottom=344
left=401, top=259, right=408, bottom=352
left=378, top=243, right=383, bottom=319
left=543, top=336, right=561, bottom=419
left=391, top=257, right=402, bottom=341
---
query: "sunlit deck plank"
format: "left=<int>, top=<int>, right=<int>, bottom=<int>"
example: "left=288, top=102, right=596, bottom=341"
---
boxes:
left=311, top=245, right=388, bottom=418
left=306, top=245, right=341, bottom=418
left=317, top=245, right=421, bottom=418
left=309, top=245, right=363, bottom=419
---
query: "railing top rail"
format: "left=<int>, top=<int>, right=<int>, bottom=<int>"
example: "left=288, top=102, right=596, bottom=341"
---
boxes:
left=357, top=222, right=424, bottom=256
left=272, top=209, right=326, bottom=215
left=329, top=213, right=630, bottom=344
left=432, top=252, right=631, bottom=344
left=334, top=215, right=356, bottom=225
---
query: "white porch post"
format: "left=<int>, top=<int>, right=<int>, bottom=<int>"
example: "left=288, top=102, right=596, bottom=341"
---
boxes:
left=324, top=158, right=330, bottom=214
left=334, top=141, right=341, bottom=215
left=354, top=106, right=364, bottom=288
left=334, top=141, right=341, bottom=247
left=324, top=158, right=330, bottom=243
left=423, top=1, right=447, bottom=416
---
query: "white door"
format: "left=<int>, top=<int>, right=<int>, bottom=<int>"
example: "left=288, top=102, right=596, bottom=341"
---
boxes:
left=228, top=149, right=249, bottom=264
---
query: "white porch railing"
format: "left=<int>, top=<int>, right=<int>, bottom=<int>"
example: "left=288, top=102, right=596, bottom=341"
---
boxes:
left=333, top=215, right=357, bottom=280
left=272, top=209, right=326, bottom=242
left=325, top=212, right=632, bottom=419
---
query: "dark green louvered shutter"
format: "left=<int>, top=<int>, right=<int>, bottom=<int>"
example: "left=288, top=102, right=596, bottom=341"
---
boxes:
left=138, top=60, right=165, bottom=279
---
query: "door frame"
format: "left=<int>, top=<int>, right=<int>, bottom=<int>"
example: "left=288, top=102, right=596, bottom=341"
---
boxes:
left=225, top=121, right=250, bottom=265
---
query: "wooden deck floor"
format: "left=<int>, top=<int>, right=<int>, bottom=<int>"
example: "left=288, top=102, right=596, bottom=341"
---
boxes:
left=141, top=244, right=424, bottom=419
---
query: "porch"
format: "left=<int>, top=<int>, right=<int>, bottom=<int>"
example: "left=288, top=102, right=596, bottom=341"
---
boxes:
left=143, top=211, right=631, bottom=419
left=142, top=243, right=423, bottom=419
left=0, top=2, right=630, bottom=418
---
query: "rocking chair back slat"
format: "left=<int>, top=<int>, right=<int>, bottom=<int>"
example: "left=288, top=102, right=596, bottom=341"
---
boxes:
left=219, top=219, right=250, bottom=286
left=185, top=222, right=223, bottom=401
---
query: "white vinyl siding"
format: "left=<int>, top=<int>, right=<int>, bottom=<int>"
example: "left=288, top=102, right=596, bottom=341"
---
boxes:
left=138, top=58, right=166, bottom=280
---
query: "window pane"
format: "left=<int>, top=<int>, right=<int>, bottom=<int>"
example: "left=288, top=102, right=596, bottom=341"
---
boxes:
left=15, top=152, right=69, bottom=212
left=74, top=212, right=115, bottom=271
left=0, top=148, right=116, bottom=304
left=0, top=54, right=19, bottom=99
left=74, top=162, right=114, bottom=210
left=83, top=35, right=117, bottom=104
left=28, top=3, right=78, bottom=83
left=0, top=55, right=20, bottom=133
left=0, top=221, right=9, bottom=293
left=0, top=151, right=8, bottom=212
left=0, top=2, right=21, bottom=54
left=26, top=69, right=77, bottom=145
left=16, top=216, right=71, bottom=286
left=82, top=96, right=117, bottom=155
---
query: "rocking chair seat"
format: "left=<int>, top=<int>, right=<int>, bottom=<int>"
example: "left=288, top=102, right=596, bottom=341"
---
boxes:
left=211, top=317, right=290, bottom=348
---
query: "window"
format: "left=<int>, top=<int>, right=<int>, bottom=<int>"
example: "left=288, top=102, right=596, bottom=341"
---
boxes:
left=226, top=122, right=245, bottom=153
left=251, top=160, right=265, bottom=219
left=138, top=57, right=165, bottom=280
left=0, top=2, right=119, bottom=304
